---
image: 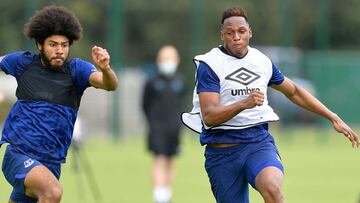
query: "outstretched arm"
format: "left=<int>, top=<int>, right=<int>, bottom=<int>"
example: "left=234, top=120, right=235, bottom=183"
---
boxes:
left=89, top=46, right=118, bottom=91
left=272, top=77, right=359, bottom=148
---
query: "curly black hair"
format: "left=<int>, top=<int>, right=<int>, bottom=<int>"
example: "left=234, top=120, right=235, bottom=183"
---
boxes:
left=24, top=5, right=83, bottom=45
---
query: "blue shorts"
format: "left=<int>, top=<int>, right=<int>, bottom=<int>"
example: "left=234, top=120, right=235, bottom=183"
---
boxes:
left=204, top=135, right=284, bottom=203
left=1, top=145, right=61, bottom=202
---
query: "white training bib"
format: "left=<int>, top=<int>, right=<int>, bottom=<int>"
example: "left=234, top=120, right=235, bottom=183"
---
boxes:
left=182, top=46, right=279, bottom=133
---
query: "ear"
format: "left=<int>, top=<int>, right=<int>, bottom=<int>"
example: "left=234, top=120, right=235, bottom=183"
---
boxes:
left=249, top=27, right=253, bottom=39
left=35, top=42, right=42, bottom=51
left=220, top=30, right=224, bottom=42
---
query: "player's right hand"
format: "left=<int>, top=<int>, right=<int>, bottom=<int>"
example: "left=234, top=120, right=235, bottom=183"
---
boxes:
left=243, top=90, right=264, bottom=109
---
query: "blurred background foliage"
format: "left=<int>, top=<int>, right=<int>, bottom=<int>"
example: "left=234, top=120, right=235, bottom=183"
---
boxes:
left=2, top=0, right=360, bottom=65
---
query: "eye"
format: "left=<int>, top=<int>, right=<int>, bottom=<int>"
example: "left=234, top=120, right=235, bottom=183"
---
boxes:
left=226, top=31, right=233, bottom=35
left=49, top=43, right=56, bottom=47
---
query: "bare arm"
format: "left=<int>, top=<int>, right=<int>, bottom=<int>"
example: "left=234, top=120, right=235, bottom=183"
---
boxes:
left=199, top=90, right=264, bottom=126
left=272, top=77, right=359, bottom=147
left=89, top=46, right=118, bottom=91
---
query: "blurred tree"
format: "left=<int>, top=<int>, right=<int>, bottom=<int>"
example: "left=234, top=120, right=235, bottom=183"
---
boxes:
left=1, top=0, right=360, bottom=68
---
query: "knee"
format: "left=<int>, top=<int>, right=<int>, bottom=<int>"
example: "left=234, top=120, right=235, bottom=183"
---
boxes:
left=260, top=182, right=284, bottom=203
left=255, top=167, right=284, bottom=203
left=41, top=185, right=63, bottom=202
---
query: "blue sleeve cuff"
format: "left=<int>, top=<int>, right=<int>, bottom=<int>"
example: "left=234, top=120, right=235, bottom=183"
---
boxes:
left=268, top=63, right=285, bottom=86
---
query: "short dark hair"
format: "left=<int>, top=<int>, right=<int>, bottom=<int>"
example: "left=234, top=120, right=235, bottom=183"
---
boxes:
left=24, top=5, right=82, bottom=45
left=221, top=7, right=249, bottom=25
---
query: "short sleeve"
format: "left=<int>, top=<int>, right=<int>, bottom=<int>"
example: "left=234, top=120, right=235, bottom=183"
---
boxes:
left=268, top=63, right=285, bottom=86
left=196, top=62, right=220, bottom=93
left=69, top=58, right=97, bottom=92
left=0, top=51, right=35, bottom=78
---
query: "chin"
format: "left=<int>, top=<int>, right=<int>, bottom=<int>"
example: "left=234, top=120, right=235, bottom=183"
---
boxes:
left=49, top=63, right=64, bottom=70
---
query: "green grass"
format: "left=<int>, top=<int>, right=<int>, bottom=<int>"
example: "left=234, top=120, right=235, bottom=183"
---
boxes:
left=1, top=127, right=359, bottom=203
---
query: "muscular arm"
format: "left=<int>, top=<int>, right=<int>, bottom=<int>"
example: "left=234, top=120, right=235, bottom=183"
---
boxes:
left=89, top=68, right=118, bottom=91
left=199, top=90, right=264, bottom=126
left=272, top=77, right=359, bottom=147
left=89, top=46, right=118, bottom=91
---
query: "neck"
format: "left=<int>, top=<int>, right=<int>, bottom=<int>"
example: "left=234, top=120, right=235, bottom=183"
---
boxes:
left=223, top=45, right=248, bottom=59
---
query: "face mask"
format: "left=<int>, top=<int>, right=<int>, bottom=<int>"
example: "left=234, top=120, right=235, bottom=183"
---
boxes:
left=158, top=60, right=178, bottom=76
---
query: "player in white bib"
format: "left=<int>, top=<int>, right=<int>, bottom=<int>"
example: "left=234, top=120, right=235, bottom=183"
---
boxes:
left=182, top=7, right=359, bottom=203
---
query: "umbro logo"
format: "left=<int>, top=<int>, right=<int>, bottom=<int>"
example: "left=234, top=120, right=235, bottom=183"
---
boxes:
left=24, top=158, right=34, bottom=168
left=225, top=67, right=260, bottom=85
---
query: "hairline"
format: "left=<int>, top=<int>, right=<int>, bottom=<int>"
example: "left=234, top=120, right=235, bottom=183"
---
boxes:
left=220, top=16, right=250, bottom=31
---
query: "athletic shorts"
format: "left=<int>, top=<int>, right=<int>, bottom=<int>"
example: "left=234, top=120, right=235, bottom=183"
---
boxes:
left=1, top=145, right=61, bottom=202
left=148, top=129, right=181, bottom=156
left=204, top=135, right=284, bottom=203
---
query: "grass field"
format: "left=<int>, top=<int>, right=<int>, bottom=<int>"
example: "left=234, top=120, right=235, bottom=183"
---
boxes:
left=0, top=126, right=359, bottom=203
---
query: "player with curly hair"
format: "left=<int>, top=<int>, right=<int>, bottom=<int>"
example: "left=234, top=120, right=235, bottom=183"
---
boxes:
left=0, top=5, right=118, bottom=203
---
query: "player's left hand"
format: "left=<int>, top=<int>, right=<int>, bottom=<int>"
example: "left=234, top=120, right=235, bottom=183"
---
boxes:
left=332, top=115, right=359, bottom=148
left=92, top=46, right=111, bottom=71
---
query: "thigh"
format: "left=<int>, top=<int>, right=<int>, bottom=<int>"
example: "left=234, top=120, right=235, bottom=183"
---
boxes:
left=1, top=146, right=42, bottom=202
left=24, top=164, right=61, bottom=199
left=205, top=146, right=250, bottom=203
left=254, top=166, right=284, bottom=194
left=244, top=142, right=284, bottom=189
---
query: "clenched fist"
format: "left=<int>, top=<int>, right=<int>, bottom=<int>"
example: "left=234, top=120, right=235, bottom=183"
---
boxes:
left=243, top=90, right=264, bottom=109
left=92, top=46, right=110, bottom=70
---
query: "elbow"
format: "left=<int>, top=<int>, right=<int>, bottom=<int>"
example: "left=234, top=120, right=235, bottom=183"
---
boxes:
left=106, top=80, right=119, bottom=91
left=106, top=85, right=117, bottom=91
left=202, top=114, right=217, bottom=127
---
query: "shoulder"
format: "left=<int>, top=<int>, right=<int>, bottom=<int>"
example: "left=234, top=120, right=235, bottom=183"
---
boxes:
left=67, top=58, right=97, bottom=74
left=194, top=47, right=228, bottom=75
left=248, top=47, right=272, bottom=64
left=67, top=58, right=95, bottom=69
left=194, top=47, right=225, bottom=63
left=144, top=74, right=159, bottom=86
left=0, top=51, right=37, bottom=76
left=3, top=51, right=36, bottom=64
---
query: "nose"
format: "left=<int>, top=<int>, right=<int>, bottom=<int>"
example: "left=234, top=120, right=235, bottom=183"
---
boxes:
left=55, top=45, right=64, bottom=55
left=233, top=32, right=241, bottom=41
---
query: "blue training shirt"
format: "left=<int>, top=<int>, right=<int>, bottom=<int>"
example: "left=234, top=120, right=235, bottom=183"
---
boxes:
left=0, top=51, right=97, bottom=164
left=196, top=49, right=285, bottom=145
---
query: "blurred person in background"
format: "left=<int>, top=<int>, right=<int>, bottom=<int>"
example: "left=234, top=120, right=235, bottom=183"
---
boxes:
left=0, top=5, right=118, bottom=203
left=142, top=45, right=185, bottom=203
left=182, top=7, right=359, bottom=203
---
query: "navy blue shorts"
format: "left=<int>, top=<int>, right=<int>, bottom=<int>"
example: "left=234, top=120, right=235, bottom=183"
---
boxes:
left=204, top=135, right=284, bottom=203
left=1, top=145, right=61, bottom=202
